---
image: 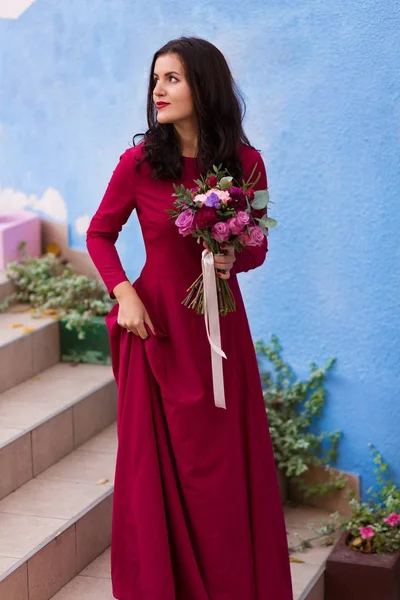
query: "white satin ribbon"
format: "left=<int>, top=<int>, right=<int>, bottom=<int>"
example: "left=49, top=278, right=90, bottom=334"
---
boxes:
left=201, top=249, right=227, bottom=409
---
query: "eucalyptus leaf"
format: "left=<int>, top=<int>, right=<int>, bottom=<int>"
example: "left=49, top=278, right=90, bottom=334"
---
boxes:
left=257, top=220, right=269, bottom=237
left=262, top=217, right=278, bottom=229
left=219, top=176, right=233, bottom=190
left=251, top=189, right=270, bottom=210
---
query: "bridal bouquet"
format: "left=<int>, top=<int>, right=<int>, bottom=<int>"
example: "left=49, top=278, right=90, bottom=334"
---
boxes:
left=166, top=162, right=277, bottom=315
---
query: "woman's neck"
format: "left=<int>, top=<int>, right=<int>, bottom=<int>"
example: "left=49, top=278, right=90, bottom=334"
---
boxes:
left=174, top=120, right=198, bottom=157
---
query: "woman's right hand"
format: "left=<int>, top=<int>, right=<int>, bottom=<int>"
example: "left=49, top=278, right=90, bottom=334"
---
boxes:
left=113, top=281, right=156, bottom=339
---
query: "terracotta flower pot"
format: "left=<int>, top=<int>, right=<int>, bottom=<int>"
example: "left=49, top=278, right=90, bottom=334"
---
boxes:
left=325, top=531, right=400, bottom=600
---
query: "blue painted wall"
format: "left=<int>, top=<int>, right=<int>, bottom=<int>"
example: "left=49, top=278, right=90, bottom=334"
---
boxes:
left=1, top=1, right=399, bottom=496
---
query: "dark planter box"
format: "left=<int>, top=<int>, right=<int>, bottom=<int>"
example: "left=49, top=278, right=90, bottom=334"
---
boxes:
left=277, top=469, right=288, bottom=503
left=325, top=532, right=400, bottom=600
left=59, top=316, right=111, bottom=365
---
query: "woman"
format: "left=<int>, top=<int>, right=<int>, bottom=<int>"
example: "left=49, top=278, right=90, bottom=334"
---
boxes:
left=87, top=36, right=293, bottom=600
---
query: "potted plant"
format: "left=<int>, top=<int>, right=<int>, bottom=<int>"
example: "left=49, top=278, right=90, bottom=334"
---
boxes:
left=255, top=335, right=345, bottom=502
left=325, top=445, right=400, bottom=599
left=0, top=250, right=114, bottom=364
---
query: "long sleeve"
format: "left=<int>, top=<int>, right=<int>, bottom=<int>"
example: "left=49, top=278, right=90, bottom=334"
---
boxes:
left=86, top=149, right=137, bottom=297
left=232, top=151, right=269, bottom=275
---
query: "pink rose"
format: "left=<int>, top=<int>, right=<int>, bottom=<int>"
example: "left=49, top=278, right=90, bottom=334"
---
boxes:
left=175, top=208, right=195, bottom=236
left=247, top=225, right=265, bottom=247
left=360, top=526, right=375, bottom=539
left=238, top=231, right=251, bottom=246
left=228, top=211, right=250, bottom=235
left=384, top=513, right=400, bottom=527
left=238, top=226, right=265, bottom=247
left=212, top=221, right=231, bottom=243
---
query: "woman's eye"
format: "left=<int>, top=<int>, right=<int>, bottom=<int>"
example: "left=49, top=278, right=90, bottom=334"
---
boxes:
left=153, top=76, right=178, bottom=85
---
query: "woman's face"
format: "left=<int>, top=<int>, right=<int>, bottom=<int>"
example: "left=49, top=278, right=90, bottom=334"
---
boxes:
left=152, top=53, right=195, bottom=126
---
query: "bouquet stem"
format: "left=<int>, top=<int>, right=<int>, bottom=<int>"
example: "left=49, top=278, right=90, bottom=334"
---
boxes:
left=182, top=272, right=236, bottom=315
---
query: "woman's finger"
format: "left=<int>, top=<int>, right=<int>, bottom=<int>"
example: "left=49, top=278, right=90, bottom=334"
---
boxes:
left=125, top=325, right=138, bottom=336
left=214, top=256, right=235, bottom=270
left=217, top=270, right=231, bottom=280
left=144, top=313, right=157, bottom=336
left=220, top=244, right=235, bottom=256
left=136, top=321, right=149, bottom=339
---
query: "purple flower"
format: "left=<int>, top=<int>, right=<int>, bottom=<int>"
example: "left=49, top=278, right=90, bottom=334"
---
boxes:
left=205, top=192, right=221, bottom=208
left=175, top=208, right=195, bottom=236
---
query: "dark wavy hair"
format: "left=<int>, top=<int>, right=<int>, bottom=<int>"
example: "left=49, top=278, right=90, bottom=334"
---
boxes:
left=133, top=36, right=254, bottom=181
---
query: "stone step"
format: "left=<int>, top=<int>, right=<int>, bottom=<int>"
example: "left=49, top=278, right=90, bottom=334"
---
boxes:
left=0, top=423, right=117, bottom=600
left=0, top=306, right=60, bottom=394
left=285, top=505, right=339, bottom=600
left=0, top=362, right=117, bottom=502
left=49, top=548, right=113, bottom=599
left=47, top=505, right=333, bottom=600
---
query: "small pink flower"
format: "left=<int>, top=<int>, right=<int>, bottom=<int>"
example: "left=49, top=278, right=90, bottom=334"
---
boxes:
left=212, top=221, right=231, bottom=243
left=228, top=211, right=250, bottom=235
left=213, top=189, right=231, bottom=203
left=175, top=208, right=195, bottom=236
left=194, top=193, right=208, bottom=205
left=360, top=526, right=375, bottom=539
left=384, top=513, right=400, bottom=527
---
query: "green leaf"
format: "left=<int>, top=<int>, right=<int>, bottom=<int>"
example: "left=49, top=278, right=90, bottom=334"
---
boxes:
left=257, top=220, right=269, bottom=237
left=251, top=189, right=270, bottom=210
left=219, top=176, right=233, bottom=190
left=261, top=217, right=278, bottom=229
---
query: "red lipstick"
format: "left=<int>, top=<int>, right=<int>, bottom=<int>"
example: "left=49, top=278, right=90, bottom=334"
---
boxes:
left=156, top=102, right=170, bottom=109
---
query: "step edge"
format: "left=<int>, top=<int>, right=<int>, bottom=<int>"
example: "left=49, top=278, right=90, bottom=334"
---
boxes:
left=0, top=378, right=115, bottom=451
left=298, top=562, right=325, bottom=600
left=0, top=487, right=113, bottom=582
left=0, top=316, right=58, bottom=349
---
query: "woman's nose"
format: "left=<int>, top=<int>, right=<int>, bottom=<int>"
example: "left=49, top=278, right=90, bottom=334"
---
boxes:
left=153, top=80, right=166, bottom=96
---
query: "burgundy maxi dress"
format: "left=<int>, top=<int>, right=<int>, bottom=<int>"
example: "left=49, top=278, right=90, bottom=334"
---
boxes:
left=86, top=141, right=293, bottom=600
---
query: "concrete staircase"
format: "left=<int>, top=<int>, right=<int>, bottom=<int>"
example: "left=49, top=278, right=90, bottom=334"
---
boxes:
left=0, top=272, right=118, bottom=600
left=0, top=273, right=331, bottom=600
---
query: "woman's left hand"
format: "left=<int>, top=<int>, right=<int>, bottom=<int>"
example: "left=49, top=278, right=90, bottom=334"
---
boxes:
left=203, top=241, right=236, bottom=279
